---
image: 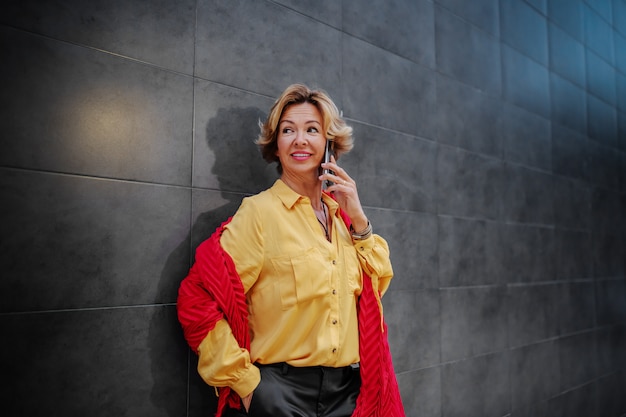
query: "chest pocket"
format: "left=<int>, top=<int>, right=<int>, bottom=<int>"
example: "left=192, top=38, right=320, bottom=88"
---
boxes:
left=270, top=247, right=331, bottom=310
left=341, top=243, right=362, bottom=296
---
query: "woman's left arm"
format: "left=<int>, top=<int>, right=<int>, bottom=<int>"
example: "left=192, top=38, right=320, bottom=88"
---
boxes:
left=353, top=234, right=394, bottom=296
left=321, top=156, right=394, bottom=295
left=320, top=156, right=369, bottom=232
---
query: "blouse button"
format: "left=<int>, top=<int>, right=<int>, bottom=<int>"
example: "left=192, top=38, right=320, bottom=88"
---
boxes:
left=332, top=319, right=337, bottom=325
left=332, top=289, right=337, bottom=295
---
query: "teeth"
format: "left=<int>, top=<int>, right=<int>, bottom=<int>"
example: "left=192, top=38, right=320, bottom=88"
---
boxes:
left=292, top=153, right=310, bottom=157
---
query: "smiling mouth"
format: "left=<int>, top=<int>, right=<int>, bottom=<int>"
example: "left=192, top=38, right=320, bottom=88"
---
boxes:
left=291, top=153, right=312, bottom=158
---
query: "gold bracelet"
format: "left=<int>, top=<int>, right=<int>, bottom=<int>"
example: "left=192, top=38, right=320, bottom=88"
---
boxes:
left=351, top=221, right=372, bottom=240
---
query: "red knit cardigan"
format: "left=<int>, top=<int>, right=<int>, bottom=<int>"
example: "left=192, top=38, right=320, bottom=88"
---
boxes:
left=177, top=214, right=405, bottom=417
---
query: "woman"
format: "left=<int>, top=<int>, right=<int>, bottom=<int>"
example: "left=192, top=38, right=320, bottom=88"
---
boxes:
left=177, top=84, right=405, bottom=417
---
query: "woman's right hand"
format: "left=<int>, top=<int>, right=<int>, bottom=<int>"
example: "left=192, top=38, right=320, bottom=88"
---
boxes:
left=242, top=392, right=253, bottom=412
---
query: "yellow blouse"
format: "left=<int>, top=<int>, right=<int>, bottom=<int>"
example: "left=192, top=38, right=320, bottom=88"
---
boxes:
left=196, top=179, right=394, bottom=397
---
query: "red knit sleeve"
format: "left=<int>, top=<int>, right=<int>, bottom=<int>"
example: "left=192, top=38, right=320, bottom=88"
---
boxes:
left=176, top=255, right=224, bottom=353
left=176, top=220, right=250, bottom=415
left=176, top=218, right=249, bottom=355
left=333, top=202, right=406, bottom=416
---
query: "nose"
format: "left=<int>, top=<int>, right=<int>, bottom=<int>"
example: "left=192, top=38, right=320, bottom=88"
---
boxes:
left=294, top=129, right=308, bottom=146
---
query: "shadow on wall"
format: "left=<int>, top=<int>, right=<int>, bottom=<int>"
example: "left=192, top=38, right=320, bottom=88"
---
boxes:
left=148, top=106, right=276, bottom=417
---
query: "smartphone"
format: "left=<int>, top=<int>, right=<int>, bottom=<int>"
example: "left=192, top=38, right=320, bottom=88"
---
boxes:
left=322, top=140, right=334, bottom=190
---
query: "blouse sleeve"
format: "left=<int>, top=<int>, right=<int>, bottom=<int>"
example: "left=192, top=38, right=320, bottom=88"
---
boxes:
left=196, top=320, right=260, bottom=398
left=352, top=233, right=394, bottom=297
left=220, top=197, right=265, bottom=293
left=193, top=197, right=265, bottom=397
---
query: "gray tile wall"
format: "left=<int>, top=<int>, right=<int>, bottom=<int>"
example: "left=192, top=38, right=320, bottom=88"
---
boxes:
left=1, top=0, right=624, bottom=416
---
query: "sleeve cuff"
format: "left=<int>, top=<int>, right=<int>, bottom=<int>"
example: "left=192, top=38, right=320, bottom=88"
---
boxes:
left=353, top=234, right=375, bottom=256
left=231, top=364, right=261, bottom=398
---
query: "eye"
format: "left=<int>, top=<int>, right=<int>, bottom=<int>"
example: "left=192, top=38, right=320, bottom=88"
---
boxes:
left=307, top=127, right=319, bottom=133
left=282, top=127, right=294, bottom=134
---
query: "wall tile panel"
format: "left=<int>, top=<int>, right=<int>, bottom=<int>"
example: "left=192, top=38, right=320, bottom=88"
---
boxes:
left=550, top=72, right=588, bottom=133
left=590, top=187, right=622, bottom=235
left=615, top=31, right=626, bottom=73
left=595, top=373, right=626, bottom=416
left=396, top=367, right=441, bottom=417
left=555, top=229, right=592, bottom=280
left=549, top=22, right=586, bottom=87
left=441, top=352, right=510, bottom=417
left=343, top=0, right=435, bottom=67
left=510, top=341, right=560, bottom=409
left=617, top=72, right=626, bottom=113
left=508, top=284, right=560, bottom=347
left=586, top=0, right=613, bottom=22
left=195, top=0, right=342, bottom=98
left=526, top=0, right=548, bottom=15
left=502, top=45, right=551, bottom=118
left=366, top=209, right=439, bottom=290
left=595, top=326, right=626, bottom=378
left=272, top=0, right=342, bottom=28
left=596, top=278, right=626, bottom=325
left=547, top=383, right=597, bottom=417
left=385, top=289, right=440, bottom=372
left=501, top=164, right=555, bottom=225
left=2, top=306, right=188, bottom=417
left=552, top=175, right=591, bottom=230
left=434, top=0, right=500, bottom=36
left=0, top=169, right=191, bottom=312
left=548, top=0, right=584, bottom=41
left=190, top=189, right=247, bottom=256
left=587, top=93, right=618, bottom=147
left=187, top=354, right=219, bottom=416
left=437, top=147, right=503, bottom=220
left=438, top=217, right=504, bottom=287
left=591, top=232, right=625, bottom=278
left=0, top=27, right=193, bottom=186
left=440, top=287, right=508, bottom=362
left=557, top=282, right=596, bottom=334
left=342, top=35, right=437, bottom=138
left=501, top=103, right=552, bottom=170
left=192, top=80, right=277, bottom=193
left=615, top=0, right=626, bottom=36
left=501, top=0, right=549, bottom=65
left=551, top=124, right=592, bottom=181
left=342, top=122, right=437, bottom=212
left=500, top=224, right=556, bottom=283
left=588, top=141, right=621, bottom=189
left=583, top=3, right=615, bottom=64
left=510, top=401, right=553, bottom=417
left=586, top=51, right=617, bottom=106
left=435, top=5, right=501, bottom=95
left=435, top=75, right=504, bottom=158
left=1, top=0, right=196, bottom=73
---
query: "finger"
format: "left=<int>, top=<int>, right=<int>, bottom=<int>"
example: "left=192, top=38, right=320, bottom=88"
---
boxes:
left=337, top=176, right=355, bottom=187
left=330, top=175, right=350, bottom=187
left=326, top=167, right=354, bottom=185
left=242, top=393, right=253, bottom=412
left=323, top=156, right=356, bottom=187
left=326, top=155, right=347, bottom=176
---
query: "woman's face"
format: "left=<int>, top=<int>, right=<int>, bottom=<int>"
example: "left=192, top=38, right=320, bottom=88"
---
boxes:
left=275, top=102, right=326, bottom=179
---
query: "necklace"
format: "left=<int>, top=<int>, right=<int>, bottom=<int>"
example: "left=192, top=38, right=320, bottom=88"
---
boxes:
left=313, top=200, right=330, bottom=241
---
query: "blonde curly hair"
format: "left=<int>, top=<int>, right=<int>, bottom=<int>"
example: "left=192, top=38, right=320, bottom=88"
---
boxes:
left=257, top=84, right=353, bottom=174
